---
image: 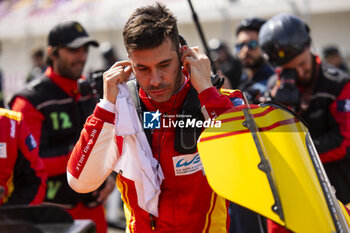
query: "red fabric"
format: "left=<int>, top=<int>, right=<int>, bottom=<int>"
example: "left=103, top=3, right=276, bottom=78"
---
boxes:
left=345, top=205, right=350, bottom=215
left=0, top=109, right=47, bottom=205
left=267, top=220, right=292, bottom=233
left=69, top=79, right=234, bottom=232
left=45, top=67, right=80, bottom=98
left=93, top=105, right=115, bottom=124
left=11, top=67, right=85, bottom=175
left=319, top=81, right=350, bottom=163
left=67, top=113, right=104, bottom=179
left=12, top=67, right=107, bottom=231
left=11, top=67, right=83, bottom=144
left=10, top=96, right=44, bottom=143
left=66, top=202, right=107, bottom=233
left=116, top=80, right=234, bottom=232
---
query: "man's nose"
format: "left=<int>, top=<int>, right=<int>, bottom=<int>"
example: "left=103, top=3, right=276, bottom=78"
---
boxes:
left=240, top=44, right=249, bottom=54
left=76, top=47, right=88, bottom=62
left=149, top=69, right=161, bottom=86
left=297, top=67, right=304, bottom=78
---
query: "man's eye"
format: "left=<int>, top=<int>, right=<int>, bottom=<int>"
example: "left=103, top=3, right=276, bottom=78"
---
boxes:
left=138, top=67, right=148, bottom=71
left=160, top=63, right=170, bottom=68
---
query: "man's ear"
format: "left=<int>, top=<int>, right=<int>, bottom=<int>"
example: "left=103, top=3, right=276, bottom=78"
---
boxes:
left=47, top=46, right=58, bottom=57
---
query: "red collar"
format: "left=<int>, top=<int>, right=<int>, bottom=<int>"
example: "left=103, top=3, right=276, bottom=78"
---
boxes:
left=45, top=67, right=81, bottom=97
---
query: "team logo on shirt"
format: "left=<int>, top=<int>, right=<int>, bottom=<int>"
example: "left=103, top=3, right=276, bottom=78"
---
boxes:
left=10, top=120, right=16, bottom=138
left=173, top=153, right=203, bottom=176
left=25, top=134, right=37, bottom=152
left=337, top=99, right=350, bottom=112
left=143, top=110, right=161, bottom=129
left=0, top=143, right=7, bottom=158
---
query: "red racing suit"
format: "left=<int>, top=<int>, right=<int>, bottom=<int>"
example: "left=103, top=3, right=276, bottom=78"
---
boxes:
left=0, top=108, right=46, bottom=205
left=68, top=79, right=237, bottom=233
left=10, top=67, right=107, bottom=233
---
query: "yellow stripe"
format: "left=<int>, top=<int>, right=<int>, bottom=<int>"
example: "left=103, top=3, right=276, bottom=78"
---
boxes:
left=116, top=176, right=135, bottom=233
left=202, top=192, right=216, bottom=233
left=3, top=173, right=14, bottom=204
left=220, top=88, right=241, bottom=96
left=0, top=109, right=21, bottom=121
left=202, top=192, right=228, bottom=233
left=207, top=195, right=228, bottom=233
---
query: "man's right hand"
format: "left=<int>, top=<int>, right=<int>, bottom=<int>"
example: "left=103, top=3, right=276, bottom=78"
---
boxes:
left=103, top=60, right=133, bottom=104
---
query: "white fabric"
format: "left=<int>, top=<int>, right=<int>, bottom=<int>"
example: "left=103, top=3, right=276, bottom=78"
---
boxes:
left=114, top=83, right=164, bottom=217
left=98, top=99, right=115, bottom=113
left=67, top=121, right=117, bottom=193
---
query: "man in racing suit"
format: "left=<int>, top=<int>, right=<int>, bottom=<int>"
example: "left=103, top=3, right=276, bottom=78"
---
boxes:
left=67, top=3, right=244, bottom=233
left=259, top=13, right=350, bottom=232
left=10, top=21, right=114, bottom=233
left=0, top=108, right=46, bottom=206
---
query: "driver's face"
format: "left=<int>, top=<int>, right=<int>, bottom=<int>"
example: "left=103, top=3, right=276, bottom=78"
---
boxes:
left=129, top=38, right=183, bottom=103
left=281, top=48, right=313, bottom=85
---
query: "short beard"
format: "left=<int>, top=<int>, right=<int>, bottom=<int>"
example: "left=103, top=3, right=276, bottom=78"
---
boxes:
left=57, top=62, right=83, bottom=80
left=296, top=72, right=313, bottom=87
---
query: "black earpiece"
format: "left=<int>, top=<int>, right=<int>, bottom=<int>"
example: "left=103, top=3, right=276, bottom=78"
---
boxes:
left=179, top=35, right=188, bottom=47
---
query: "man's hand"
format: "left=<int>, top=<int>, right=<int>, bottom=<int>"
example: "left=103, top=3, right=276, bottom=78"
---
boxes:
left=181, top=46, right=213, bottom=93
left=94, top=175, right=116, bottom=205
left=103, top=60, right=133, bottom=104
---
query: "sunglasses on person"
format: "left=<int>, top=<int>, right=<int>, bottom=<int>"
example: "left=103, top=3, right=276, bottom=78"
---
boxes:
left=235, top=40, right=259, bottom=51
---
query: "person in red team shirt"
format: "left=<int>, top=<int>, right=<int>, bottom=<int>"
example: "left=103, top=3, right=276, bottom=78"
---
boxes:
left=0, top=108, right=46, bottom=206
left=66, top=3, right=249, bottom=233
left=10, top=21, right=115, bottom=233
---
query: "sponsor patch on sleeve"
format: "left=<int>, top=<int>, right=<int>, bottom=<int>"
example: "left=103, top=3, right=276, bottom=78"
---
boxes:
left=173, top=153, right=203, bottom=176
left=0, top=143, right=7, bottom=158
left=25, top=134, right=37, bottom=152
left=337, top=99, right=350, bottom=112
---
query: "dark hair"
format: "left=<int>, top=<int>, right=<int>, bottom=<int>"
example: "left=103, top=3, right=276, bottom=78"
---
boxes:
left=46, top=46, right=59, bottom=67
left=236, top=17, right=266, bottom=36
left=323, top=46, right=340, bottom=58
left=123, top=3, right=180, bottom=53
left=32, top=47, right=44, bottom=59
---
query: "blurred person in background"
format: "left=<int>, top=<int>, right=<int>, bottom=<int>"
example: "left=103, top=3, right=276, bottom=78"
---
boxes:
left=209, top=38, right=242, bottom=89
left=235, top=17, right=275, bottom=104
left=259, top=13, right=350, bottom=232
left=323, top=45, right=349, bottom=73
left=0, top=108, right=47, bottom=206
left=229, top=18, right=274, bottom=232
left=99, top=41, right=120, bottom=71
left=26, top=47, right=47, bottom=83
left=9, top=21, right=115, bottom=233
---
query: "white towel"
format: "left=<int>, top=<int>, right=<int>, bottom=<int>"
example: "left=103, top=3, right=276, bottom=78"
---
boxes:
left=114, top=83, right=164, bottom=217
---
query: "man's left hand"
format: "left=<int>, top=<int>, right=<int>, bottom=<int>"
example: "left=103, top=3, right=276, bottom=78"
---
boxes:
left=181, top=46, right=213, bottom=93
left=95, top=175, right=115, bottom=205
